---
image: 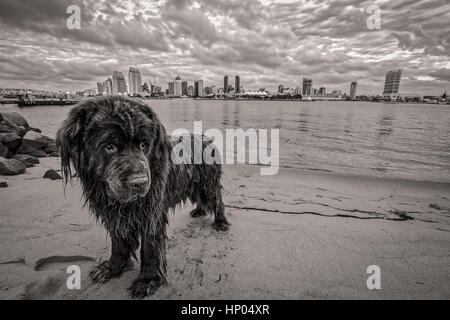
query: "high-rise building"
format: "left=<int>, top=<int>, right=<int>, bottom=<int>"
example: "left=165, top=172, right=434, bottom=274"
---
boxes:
left=302, top=78, right=313, bottom=97
left=350, top=81, right=358, bottom=100
left=128, top=67, right=142, bottom=95
left=194, top=81, right=199, bottom=97
left=235, top=75, right=240, bottom=94
left=197, top=79, right=204, bottom=97
left=188, top=85, right=194, bottom=97
left=97, top=82, right=104, bottom=95
left=224, top=75, right=228, bottom=94
left=382, top=69, right=402, bottom=99
left=174, top=76, right=182, bottom=97
left=103, top=78, right=113, bottom=95
left=168, top=81, right=174, bottom=96
left=112, top=71, right=127, bottom=94
left=182, top=81, right=188, bottom=96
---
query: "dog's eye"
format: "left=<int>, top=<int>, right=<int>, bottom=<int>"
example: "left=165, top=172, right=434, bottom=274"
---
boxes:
left=105, top=144, right=117, bottom=153
left=139, top=141, right=149, bottom=150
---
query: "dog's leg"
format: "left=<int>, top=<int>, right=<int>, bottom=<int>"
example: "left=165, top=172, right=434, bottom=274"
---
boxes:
left=128, top=229, right=167, bottom=298
left=212, top=192, right=230, bottom=231
left=89, top=235, right=133, bottom=283
left=190, top=201, right=207, bottom=218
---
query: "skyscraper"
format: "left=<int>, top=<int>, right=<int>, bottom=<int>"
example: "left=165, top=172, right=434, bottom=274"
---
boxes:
left=128, top=67, right=142, bottom=95
left=182, top=81, right=188, bottom=96
left=224, top=75, right=228, bottom=94
left=235, top=75, right=240, bottom=94
left=174, top=76, right=182, bottom=97
left=382, top=69, right=402, bottom=99
left=302, top=78, right=312, bottom=97
left=197, top=79, right=204, bottom=97
left=168, top=81, right=174, bottom=96
left=97, top=82, right=104, bottom=95
left=194, top=81, right=198, bottom=97
left=103, top=78, right=113, bottom=95
left=350, top=81, right=358, bottom=100
left=112, top=71, right=127, bottom=94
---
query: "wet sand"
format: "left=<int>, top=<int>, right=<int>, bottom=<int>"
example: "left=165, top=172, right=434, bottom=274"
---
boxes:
left=0, top=157, right=449, bottom=299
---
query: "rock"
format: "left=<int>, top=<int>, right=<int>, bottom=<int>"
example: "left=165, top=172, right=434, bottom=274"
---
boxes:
left=0, top=132, right=22, bottom=151
left=0, top=118, right=27, bottom=137
left=44, top=146, right=57, bottom=154
left=13, top=154, right=39, bottom=167
left=0, top=143, right=8, bottom=157
left=0, top=157, right=26, bottom=175
left=48, top=151, right=60, bottom=157
left=29, top=127, right=42, bottom=133
left=43, top=169, right=62, bottom=180
left=21, top=131, right=50, bottom=149
left=0, top=181, right=7, bottom=188
left=0, top=112, right=29, bottom=129
left=16, top=143, right=48, bottom=158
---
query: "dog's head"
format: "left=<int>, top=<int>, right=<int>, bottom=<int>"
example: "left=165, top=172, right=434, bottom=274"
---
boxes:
left=57, top=96, right=167, bottom=203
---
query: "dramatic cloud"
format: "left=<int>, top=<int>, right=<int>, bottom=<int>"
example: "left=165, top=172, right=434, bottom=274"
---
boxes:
left=0, top=0, right=449, bottom=94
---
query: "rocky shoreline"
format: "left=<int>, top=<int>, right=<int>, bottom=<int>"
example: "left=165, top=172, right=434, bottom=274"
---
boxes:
left=0, top=112, right=61, bottom=182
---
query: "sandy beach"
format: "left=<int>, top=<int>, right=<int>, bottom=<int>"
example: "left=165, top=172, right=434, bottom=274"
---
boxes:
left=0, top=157, right=449, bottom=299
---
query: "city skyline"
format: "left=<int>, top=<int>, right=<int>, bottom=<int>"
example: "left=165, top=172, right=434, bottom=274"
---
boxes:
left=0, top=0, right=449, bottom=95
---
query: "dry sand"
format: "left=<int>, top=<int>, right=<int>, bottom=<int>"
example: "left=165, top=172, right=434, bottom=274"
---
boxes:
left=0, top=157, right=449, bottom=299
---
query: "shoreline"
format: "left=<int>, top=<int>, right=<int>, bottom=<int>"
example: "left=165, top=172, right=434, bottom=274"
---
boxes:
left=1, top=157, right=449, bottom=299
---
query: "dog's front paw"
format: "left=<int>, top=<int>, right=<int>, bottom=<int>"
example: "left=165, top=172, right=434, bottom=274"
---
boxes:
left=213, top=218, right=230, bottom=231
left=190, top=207, right=207, bottom=217
left=89, top=260, right=131, bottom=283
left=128, top=276, right=167, bottom=298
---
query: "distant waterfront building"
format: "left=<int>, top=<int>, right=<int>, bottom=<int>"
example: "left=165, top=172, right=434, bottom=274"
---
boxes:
left=182, top=81, right=188, bottom=96
left=197, top=79, right=204, bottom=97
left=382, top=69, right=402, bottom=100
left=174, top=76, right=182, bottom=97
left=350, top=81, right=358, bottom=100
left=224, top=75, right=228, bottom=94
left=210, top=85, right=217, bottom=95
left=103, top=78, right=113, bottom=95
left=168, top=81, right=174, bottom=96
left=278, top=84, right=284, bottom=93
left=235, top=75, right=240, bottom=94
left=97, top=82, right=104, bottom=95
left=188, top=85, right=194, bottom=97
left=302, top=78, right=313, bottom=97
left=194, top=81, right=199, bottom=97
left=319, top=87, right=326, bottom=95
left=112, top=71, right=127, bottom=94
left=128, top=67, right=142, bottom=95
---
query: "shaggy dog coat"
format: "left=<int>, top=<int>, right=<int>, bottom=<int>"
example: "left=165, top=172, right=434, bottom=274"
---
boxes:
left=57, top=95, right=229, bottom=298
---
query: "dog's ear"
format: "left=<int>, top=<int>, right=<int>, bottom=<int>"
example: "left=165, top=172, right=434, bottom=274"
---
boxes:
left=56, top=103, right=92, bottom=184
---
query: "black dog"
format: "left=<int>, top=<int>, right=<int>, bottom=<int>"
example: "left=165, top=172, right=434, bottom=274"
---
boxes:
left=57, top=95, right=229, bottom=298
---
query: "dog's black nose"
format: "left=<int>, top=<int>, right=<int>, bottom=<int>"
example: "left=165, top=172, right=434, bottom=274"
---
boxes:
left=128, top=174, right=149, bottom=186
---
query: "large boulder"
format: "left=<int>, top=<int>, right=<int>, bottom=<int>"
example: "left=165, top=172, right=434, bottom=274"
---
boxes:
left=0, top=143, right=8, bottom=157
left=0, top=157, right=26, bottom=175
left=0, top=117, right=27, bottom=137
left=0, top=112, right=29, bottom=129
left=13, top=154, right=39, bottom=167
left=16, top=143, right=47, bottom=158
left=21, top=131, right=50, bottom=149
left=0, top=132, right=22, bottom=150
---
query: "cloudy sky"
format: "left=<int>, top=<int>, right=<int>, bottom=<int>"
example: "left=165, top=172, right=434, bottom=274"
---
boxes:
left=0, top=0, right=449, bottom=95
